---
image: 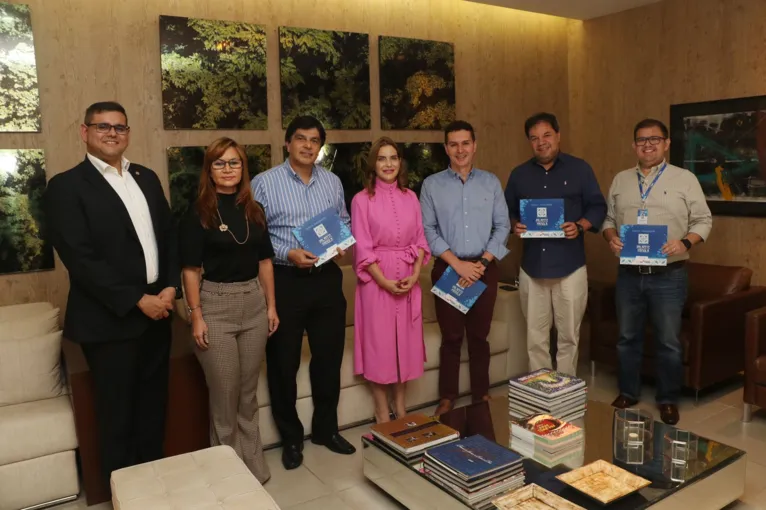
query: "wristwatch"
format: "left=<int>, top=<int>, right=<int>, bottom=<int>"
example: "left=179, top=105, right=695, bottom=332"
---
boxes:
left=479, top=257, right=490, bottom=268
left=174, top=286, right=183, bottom=300
left=576, top=223, right=584, bottom=236
left=681, top=238, right=692, bottom=251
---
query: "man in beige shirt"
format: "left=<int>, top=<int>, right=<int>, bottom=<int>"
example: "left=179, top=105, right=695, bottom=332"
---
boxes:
left=602, top=118, right=712, bottom=425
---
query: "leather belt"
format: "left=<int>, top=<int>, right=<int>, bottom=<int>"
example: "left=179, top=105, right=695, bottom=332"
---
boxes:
left=623, top=260, right=686, bottom=276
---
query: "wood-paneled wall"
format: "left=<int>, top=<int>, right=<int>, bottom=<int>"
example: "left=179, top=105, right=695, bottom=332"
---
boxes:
left=568, top=0, right=766, bottom=284
left=0, top=0, right=570, bottom=309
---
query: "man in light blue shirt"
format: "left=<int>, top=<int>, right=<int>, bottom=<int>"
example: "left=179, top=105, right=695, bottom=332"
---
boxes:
left=420, top=120, right=511, bottom=415
left=251, top=116, right=355, bottom=470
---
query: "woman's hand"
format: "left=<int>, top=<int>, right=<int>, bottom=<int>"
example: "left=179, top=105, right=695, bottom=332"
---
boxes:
left=267, top=306, right=280, bottom=337
left=379, top=278, right=406, bottom=296
left=191, top=311, right=209, bottom=350
left=396, top=273, right=419, bottom=292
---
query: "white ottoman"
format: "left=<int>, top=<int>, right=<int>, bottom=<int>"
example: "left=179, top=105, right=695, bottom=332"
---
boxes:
left=111, top=446, right=280, bottom=510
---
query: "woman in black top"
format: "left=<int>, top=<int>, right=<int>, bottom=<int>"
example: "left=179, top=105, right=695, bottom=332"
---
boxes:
left=180, top=137, right=277, bottom=483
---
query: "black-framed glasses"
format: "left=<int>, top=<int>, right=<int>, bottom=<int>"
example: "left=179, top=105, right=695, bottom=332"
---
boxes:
left=212, top=159, right=243, bottom=170
left=86, top=122, right=130, bottom=135
left=635, top=136, right=666, bottom=146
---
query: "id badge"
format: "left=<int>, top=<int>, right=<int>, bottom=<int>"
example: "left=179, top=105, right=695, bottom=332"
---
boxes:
left=637, top=209, right=649, bottom=225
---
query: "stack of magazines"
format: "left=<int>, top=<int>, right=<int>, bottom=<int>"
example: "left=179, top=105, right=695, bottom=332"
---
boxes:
left=370, top=414, right=460, bottom=465
left=423, top=434, right=525, bottom=510
left=510, top=413, right=584, bottom=468
left=508, top=368, right=587, bottom=422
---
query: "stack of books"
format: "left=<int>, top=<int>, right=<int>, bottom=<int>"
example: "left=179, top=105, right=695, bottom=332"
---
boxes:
left=423, top=434, right=525, bottom=509
left=508, top=368, right=587, bottom=423
left=370, top=414, right=460, bottom=465
left=510, top=413, right=585, bottom=468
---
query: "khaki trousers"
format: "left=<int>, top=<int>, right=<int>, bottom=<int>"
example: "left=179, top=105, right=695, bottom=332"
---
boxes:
left=197, top=278, right=270, bottom=483
left=519, top=266, right=588, bottom=376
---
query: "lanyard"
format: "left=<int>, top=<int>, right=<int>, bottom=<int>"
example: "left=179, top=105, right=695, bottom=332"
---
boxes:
left=638, top=162, right=666, bottom=204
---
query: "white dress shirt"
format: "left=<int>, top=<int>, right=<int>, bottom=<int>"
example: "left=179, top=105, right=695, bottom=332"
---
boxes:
left=87, top=153, right=159, bottom=284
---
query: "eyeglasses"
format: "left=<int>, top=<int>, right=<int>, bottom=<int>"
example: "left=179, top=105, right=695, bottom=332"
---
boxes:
left=86, top=123, right=130, bottom=135
left=635, top=136, right=667, bottom=146
left=211, top=159, right=243, bottom=170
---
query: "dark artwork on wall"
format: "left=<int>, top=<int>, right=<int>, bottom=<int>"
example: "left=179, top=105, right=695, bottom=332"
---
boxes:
left=279, top=27, right=370, bottom=130
left=670, top=95, right=766, bottom=217
left=379, top=36, right=455, bottom=130
left=0, top=149, right=53, bottom=274
left=167, top=145, right=272, bottom=224
left=159, top=15, right=268, bottom=130
left=402, top=142, right=450, bottom=195
left=0, top=2, right=41, bottom=132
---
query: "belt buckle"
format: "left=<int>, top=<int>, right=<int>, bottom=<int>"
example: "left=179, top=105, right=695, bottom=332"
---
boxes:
left=638, top=265, right=652, bottom=275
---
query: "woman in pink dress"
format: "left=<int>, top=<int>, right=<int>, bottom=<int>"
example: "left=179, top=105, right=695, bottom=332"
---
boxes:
left=352, top=137, right=431, bottom=424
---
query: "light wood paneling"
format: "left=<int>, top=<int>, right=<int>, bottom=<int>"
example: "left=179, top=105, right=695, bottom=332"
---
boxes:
left=0, top=0, right=570, bottom=309
left=568, top=0, right=766, bottom=284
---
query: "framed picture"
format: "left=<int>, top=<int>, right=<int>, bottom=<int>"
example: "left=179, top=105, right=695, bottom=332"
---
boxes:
left=669, top=95, right=766, bottom=217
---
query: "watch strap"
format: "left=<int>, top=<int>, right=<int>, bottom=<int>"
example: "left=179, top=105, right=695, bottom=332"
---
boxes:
left=681, top=238, right=692, bottom=250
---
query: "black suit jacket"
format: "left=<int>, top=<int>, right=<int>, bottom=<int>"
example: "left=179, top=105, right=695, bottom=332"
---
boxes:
left=45, top=157, right=180, bottom=344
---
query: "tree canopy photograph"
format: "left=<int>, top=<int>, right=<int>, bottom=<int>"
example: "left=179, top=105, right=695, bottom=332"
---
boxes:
left=0, top=2, right=41, bottom=132
left=280, top=27, right=370, bottom=130
left=167, top=145, right=272, bottom=224
left=379, top=36, right=455, bottom=130
left=160, top=15, right=268, bottom=130
left=402, top=142, right=450, bottom=195
left=0, top=149, right=53, bottom=274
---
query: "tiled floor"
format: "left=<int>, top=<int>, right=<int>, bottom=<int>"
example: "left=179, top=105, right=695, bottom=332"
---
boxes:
left=54, top=363, right=766, bottom=509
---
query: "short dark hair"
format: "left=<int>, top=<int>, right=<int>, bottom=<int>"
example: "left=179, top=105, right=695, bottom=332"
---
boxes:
left=84, top=101, right=127, bottom=125
left=285, top=115, right=326, bottom=146
left=633, top=118, right=669, bottom=140
left=524, top=112, right=559, bottom=137
left=444, top=120, right=475, bottom=144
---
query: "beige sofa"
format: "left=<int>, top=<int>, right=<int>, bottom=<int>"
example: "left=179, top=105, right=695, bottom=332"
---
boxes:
left=0, top=302, right=79, bottom=510
left=247, top=262, right=527, bottom=446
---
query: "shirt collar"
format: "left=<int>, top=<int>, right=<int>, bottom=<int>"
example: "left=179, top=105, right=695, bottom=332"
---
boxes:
left=284, top=158, right=319, bottom=184
left=531, top=152, right=563, bottom=171
left=88, top=153, right=130, bottom=176
left=447, top=166, right=474, bottom=181
left=635, top=159, right=667, bottom=180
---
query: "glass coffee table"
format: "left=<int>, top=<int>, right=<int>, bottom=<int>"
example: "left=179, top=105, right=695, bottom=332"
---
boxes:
left=361, top=396, right=746, bottom=509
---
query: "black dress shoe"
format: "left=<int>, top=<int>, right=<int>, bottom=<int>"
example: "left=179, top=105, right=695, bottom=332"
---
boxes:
left=282, top=444, right=303, bottom=470
left=311, top=433, right=356, bottom=455
left=611, top=395, right=639, bottom=409
left=658, top=404, right=680, bottom=425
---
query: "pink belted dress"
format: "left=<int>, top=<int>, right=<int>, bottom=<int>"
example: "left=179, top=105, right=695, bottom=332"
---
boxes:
left=351, top=179, right=431, bottom=384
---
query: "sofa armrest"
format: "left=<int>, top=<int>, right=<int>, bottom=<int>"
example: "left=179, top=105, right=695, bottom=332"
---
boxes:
left=689, top=286, right=766, bottom=389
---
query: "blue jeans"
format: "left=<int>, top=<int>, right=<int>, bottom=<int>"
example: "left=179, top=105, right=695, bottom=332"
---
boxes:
left=615, top=264, right=688, bottom=404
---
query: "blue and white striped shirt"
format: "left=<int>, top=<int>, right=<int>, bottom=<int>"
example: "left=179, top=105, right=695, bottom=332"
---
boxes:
left=251, top=159, right=350, bottom=266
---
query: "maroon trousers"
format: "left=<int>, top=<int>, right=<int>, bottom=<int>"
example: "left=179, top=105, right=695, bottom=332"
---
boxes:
left=432, top=259, right=499, bottom=401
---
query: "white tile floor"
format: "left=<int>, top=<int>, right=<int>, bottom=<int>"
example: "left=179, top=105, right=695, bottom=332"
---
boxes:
left=53, top=363, right=766, bottom=509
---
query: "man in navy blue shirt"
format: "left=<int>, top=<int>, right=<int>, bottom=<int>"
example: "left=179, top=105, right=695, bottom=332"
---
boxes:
left=505, top=113, right=606, bottom=376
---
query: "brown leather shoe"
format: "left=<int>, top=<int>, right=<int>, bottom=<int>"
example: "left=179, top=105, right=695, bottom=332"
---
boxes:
left=433, top=398, right=455, bottom=416
left=658, top=404, right=680, bottom=425
left=611, top=395, right=639, bottom=409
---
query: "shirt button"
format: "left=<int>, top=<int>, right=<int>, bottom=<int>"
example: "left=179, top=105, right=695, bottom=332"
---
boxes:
left=544, top=186, right=547, bottom=189
left=543, top=248, right=546, bottom=252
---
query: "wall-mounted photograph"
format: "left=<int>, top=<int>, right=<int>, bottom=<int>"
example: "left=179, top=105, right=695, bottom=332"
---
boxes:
left=167, top=145, right=272, bottom=224
left=402, top=142, right=450, bottom=195
left=0, top=2, right=41, bottom=132
left=0, top=149, right=53, bottom=274
left=160, top=15, right=268, bottom=130
left=279, top=27, right=370, bottom=130
left=670, top=95, right=766, bottom=217
left=379, top=36, right=455, bottom=130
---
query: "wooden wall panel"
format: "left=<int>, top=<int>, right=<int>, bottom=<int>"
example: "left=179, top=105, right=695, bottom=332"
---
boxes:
left=0, top=0, right=570, bottom=309
left=568, top=0, right=766, bottom=284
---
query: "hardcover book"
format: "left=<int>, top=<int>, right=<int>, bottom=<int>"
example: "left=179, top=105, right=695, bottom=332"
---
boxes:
left=424, top=434, right=523, bottom=481
left=431, top=266, right=487, bottom=314
left=510, top=414, right=583, bottom=446
left=619, top=224, right=668, bottom=266
left=519, top=198, right=565, bottom=238
left=291, top=208, right=356, bottom=266
left=509, top=369, right=586, bottom=398
left=370, top=413, right=459, bottom=455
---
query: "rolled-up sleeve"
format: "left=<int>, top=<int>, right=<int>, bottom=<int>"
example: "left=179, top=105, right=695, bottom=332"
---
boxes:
left=486, top=179, right=510, bottom=260
left=685, top=174, right=713, bottom=240
left=601, top=177, right=619, bottom=232
left=581, top=162, right=607, bottom=232
left=420, top=178, right=450, bottom=257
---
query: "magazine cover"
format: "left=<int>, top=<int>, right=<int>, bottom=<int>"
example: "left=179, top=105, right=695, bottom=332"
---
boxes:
left=509, top=368, right=586, bottom=398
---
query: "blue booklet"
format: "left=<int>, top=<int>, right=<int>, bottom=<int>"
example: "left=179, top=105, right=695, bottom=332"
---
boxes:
left=425, top=434, right=523, bottom=481
left=291, top=208, right=356, bottom=267
left=620, top=225, right=668, bottom=266
left=519, top=198, right=565, bottom=238
left=431, top=266, right=487, bottom=314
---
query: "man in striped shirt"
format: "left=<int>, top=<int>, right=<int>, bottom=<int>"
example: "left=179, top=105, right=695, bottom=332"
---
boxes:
left=251, top=116, right=355, bottom=470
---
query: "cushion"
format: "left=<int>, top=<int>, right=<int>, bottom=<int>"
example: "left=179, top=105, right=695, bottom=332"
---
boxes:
left=0, top=308, right=59, bottom=341
left=0, top=395, right=77, bottom=465
left=0, top=331, right=66, bottom=407
left=0, top=302, right=54, bottom=322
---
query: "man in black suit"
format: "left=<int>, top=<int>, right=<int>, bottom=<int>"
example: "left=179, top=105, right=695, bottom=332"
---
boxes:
left=45, top=102, right=180, bottom=484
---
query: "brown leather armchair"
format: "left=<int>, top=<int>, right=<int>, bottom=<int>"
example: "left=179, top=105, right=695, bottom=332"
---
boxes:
left=743, top=307, right=766, bottom=421
left=589, top=262, right=766, bottom=397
